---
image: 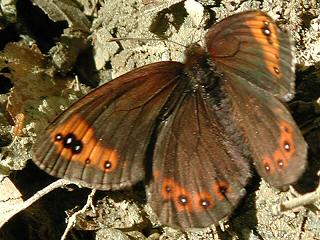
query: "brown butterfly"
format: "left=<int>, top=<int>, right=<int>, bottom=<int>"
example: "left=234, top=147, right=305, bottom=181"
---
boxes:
left=32, top=11, right=307, bottom=229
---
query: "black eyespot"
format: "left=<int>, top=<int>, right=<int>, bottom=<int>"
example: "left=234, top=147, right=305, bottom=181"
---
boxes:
left=63, top=133, right=76, bottom=148
left=85, top=158, right=91, bottom=164
left=219, top=185, right=228, bottom=194
left=165, top=186, right=172, bottom=193
left=265, top=164, right=271, bottom=172
left=62, top=133, right=83, bottom=154
left=72, top=140, right=83, bottom=154
left=104, top=161, right=112, bottom=169
left=262, top=27, right=271, bottom=36
left=55, top=133, right=63, bottom=141
left=178, top=195, right=188, bottom=205
left=200, top=199, right=210, bottom=209
left=283, top=141, right=290, bottom=151
left=277, top=159, right=284, bottom=168
left=283, top=126, right=290, bottom=133
left=274, top=66, right=280, bottom=74
left=261, top=23, right=273, bottom=44
left=262, top=21, right=271, bottom=36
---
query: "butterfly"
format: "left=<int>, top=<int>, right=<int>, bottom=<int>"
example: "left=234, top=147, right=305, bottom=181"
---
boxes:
left=32, top=10, right=307, bottom=229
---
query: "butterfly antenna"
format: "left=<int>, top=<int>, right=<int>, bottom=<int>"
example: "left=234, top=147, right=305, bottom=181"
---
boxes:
left=108, top=37, right=186, bottom=48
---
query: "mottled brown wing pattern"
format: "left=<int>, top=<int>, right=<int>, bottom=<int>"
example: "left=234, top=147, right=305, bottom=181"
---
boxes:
left=31, top=10, right=307, bottom=230
left=148, top=91, right=251, bottom=229
left=204, top=11, right=306, bottom=188
left=223, top=73, right=307, bottom=188
left=32, top=62, right=184, bottom=190
left=206, top=11, right=295, bottom=101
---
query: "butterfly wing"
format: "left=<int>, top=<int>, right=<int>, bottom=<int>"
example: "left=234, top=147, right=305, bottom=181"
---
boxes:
left=148, top=90, right=251, bottom=229
left=32, top=62, right=184, bottom=190
left=204, top=10, right=306, bottom=188
left=205, top=11, right=295, bottom=101
left=222, top=73, right=307, bottom=188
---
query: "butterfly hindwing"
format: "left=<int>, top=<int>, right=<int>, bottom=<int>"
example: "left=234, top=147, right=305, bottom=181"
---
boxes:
left=222, top=74, right=307, bottom=188
left=149, top=90, right=251, bottom=229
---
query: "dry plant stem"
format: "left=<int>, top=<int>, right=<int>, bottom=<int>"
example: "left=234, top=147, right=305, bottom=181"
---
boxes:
left=0, top=179, right=77, bottom=228
left=89, top=0, right=99, bottom=16
left=61, top=189, right=97, bottom=240
left=280, top=186, right=320, bottom=211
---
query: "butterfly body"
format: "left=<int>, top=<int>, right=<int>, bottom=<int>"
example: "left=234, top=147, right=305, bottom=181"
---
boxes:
left=32, top=11, right=307, bottom=229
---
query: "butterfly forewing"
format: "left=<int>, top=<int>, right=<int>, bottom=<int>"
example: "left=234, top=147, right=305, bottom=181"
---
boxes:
left=149, top=91, right=251, bottom=228
left=32, top=62, right=184, bottom=190
left=206, top=11, right=295, bottom=101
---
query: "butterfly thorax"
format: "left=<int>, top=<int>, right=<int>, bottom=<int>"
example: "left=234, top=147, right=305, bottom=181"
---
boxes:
left=184, top=43, right=222, bottom=93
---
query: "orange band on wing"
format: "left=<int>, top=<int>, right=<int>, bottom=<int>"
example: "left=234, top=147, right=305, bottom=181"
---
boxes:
left=157, top=174, right=234, bottom=213
left=262, top=120, right=296, bottom=176
left=244, top=16, right=282, bottom=79
left=50, top=114, right=119, bottom=173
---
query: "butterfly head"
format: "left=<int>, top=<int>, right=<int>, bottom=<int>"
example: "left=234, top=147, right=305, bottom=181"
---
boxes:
left=184, top=43, right=208, bottom=69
